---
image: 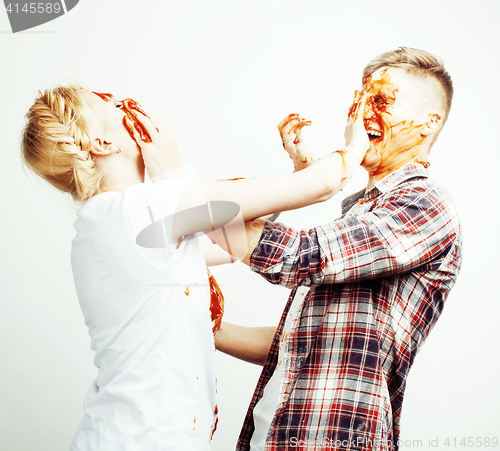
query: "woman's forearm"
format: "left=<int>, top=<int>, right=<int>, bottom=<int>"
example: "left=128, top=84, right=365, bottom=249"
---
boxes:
left=214, top=322, right=276, bottom=366
left=201, top=143, right=364, bottom=223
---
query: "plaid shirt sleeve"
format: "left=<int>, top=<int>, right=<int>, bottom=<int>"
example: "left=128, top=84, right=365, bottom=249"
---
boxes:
left=250, top=183, right=461, bottom=287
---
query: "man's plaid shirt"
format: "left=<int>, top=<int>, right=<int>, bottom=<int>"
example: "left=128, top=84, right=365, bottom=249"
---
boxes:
left=237, top=163, right=462, bottom=451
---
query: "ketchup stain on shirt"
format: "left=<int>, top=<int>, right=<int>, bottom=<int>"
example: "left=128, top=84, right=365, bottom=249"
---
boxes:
left=207, top=269, right=224, bottom=333
left=210, top=405, right=219, bottom=439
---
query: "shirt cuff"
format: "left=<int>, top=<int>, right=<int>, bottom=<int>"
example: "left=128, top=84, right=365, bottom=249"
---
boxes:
left=249, top=220, right=274, bottom=272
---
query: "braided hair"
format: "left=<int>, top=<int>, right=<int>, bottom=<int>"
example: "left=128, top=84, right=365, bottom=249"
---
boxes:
left=21, top=85, right=107, bottom=203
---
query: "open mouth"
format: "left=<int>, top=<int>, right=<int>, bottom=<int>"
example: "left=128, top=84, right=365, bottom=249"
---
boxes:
left=367, top=129, right=383, bottom=141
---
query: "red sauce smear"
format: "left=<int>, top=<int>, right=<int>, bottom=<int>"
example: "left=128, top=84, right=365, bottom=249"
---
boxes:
left=348, top=72, right=429, bottom=180
left=120, top=98, right=158, bottom=152
left=93, top=92, right=158, bottom=153
left=218, top=177, right=245, bottom=181
left=184, top=287, right=189, bottom=296
left=293, top=118, right=312, bottom=134
left=207, top=269, right=224, bottom=333
left=279, top=114, right=311, bottom=146
left=210, top=405, right=219, bottom=439
left=92, top=92, right=113, bottom=102
left=417, top=160, right=430, bottom=168
left=334, top=149, right=347, bottom=172
left=281, top=113, right=299, bottom=130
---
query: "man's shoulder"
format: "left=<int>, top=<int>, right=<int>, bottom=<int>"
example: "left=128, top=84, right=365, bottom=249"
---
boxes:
left=381, top=173, right=455, bottom=207
left=374, top=174, right=462, bottom=236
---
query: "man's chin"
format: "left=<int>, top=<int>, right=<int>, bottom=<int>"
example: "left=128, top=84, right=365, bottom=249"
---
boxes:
left=361, top=142, right=377, bottom=166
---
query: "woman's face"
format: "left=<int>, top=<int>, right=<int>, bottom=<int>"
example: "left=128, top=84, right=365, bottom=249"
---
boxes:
left=80, top=89, right=152, bottom=153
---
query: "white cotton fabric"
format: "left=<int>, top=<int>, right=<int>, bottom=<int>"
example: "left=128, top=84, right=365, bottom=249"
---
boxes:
left=70, top=178, right=217, bottom=451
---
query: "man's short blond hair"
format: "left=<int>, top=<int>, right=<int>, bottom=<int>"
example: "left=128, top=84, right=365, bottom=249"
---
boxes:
left=363, top=47, right=453, bottom=124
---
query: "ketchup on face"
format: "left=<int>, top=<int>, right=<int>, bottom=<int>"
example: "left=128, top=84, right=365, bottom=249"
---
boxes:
left=92, top=92, right=113, bottom=102
left=348, top=69, right=398, bottom=141
left=347, top=71, right=430, bottom=180
left=92, top=91, right=158, bottom=152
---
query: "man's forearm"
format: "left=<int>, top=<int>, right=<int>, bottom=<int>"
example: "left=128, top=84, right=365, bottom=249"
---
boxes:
left=214, top=322, right=276, bottom=366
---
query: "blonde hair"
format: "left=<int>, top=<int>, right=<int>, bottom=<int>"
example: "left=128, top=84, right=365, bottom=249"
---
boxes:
left=21, top=85, right=106, bottom=203
left=363, top=46, right=453, bottom=123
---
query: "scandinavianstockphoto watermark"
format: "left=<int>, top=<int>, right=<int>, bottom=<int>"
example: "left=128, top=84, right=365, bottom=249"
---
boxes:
left=3, top=0, right=79, bottom=33
left=289, top=436, right=499, bottom=449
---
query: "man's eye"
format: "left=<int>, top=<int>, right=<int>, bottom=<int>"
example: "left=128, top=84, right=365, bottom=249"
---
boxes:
left=373, top=95, right=386, bottom=105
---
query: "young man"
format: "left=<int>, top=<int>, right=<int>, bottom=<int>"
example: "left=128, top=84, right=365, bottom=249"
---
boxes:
left=215, top=47, right=462, bottom=451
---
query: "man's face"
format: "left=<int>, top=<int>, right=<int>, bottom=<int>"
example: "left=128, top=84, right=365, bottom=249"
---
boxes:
left=351, top=67, right=430, bottom=179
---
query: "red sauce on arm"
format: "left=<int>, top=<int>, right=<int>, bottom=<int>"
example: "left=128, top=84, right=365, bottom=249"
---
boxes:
left=334, top=149, right=347, bottom=172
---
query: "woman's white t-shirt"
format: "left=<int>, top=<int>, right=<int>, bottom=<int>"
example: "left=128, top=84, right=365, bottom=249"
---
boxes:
left=70, top=178, right=218, bottom=451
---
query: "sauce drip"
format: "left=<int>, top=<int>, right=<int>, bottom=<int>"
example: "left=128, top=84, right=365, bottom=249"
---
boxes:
left=334, top=149, right=347, bottom=172
left=417, top=160, right=430, bottom=168
left=207, top=269, right=224, bottom=333
left=210, top=405, right=219, bottom=439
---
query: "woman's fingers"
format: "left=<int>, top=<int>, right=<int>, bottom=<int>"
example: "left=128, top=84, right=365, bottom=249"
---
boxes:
left=354, top=91, right=368, bottom=124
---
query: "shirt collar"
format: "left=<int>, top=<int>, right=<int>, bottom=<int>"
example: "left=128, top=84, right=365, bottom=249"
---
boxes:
left=365, top=162, right=430, bottom=201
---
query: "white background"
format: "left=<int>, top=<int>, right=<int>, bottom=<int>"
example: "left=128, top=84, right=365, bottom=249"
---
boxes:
left=1, top=1, right=499, bottom=450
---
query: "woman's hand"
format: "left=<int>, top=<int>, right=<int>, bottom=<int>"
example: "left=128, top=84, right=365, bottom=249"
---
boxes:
left=344, top=90, right=370, bottom=158
left=278, top=114, right=315, bottom=172
left=132, top=114, right=184, bottom=181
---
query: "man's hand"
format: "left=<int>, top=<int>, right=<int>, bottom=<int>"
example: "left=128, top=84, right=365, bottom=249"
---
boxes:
left=278, top=114, right=315, bottom=172
left=344, top=91, right=370, bottom=157
left=131, top=113, right=185, bottom=181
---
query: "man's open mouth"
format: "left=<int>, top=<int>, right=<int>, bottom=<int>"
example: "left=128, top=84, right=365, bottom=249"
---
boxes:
left=367, top=129, right=383, bottom=141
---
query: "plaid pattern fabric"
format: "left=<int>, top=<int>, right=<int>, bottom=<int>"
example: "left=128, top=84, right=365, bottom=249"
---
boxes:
left=237, top=164, right=462, bottom=451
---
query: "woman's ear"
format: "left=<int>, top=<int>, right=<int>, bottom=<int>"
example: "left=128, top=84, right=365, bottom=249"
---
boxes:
left=90, top=137, right=122, bottom=156
left=421, top=112, right=443, bottom=136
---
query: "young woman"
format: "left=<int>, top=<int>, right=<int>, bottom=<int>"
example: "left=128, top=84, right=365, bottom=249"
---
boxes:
left=21, top=85, right=368, bottom=450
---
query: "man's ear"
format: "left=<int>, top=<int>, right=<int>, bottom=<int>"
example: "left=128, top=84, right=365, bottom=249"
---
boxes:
left=90, top=137, right=119, bottom=157
left=421, top=112, right=443, bottom=136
